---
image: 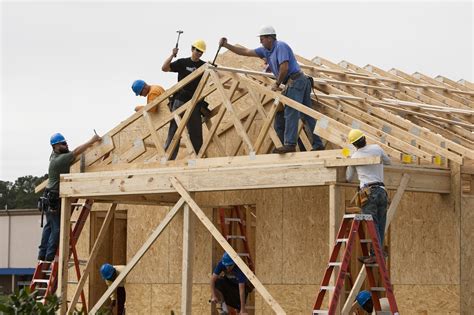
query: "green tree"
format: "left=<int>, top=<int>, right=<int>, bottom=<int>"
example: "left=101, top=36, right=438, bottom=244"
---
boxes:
left=0, top=180, right=16, bottom=210
left=12, top=175, right=48, bottom=209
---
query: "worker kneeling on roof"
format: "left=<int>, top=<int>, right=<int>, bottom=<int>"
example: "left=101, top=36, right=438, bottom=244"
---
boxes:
left=100, top=263, right=126, bottom=315
left=210, top=252, right=253, bottom=315
left=131, top=79, right=165, bottom=113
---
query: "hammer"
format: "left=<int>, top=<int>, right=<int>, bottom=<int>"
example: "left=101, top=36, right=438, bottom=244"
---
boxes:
left=175, top=30, right=183, bottom=49
left=210, top=44, right=222, bottom=67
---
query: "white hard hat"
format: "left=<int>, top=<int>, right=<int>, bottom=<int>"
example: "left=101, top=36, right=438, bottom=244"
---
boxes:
left=257, top=25, right=276, bottom=36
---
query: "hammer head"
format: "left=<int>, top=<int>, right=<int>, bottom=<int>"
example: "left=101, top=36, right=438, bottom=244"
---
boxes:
left=176, top=30, right=183, bottom=34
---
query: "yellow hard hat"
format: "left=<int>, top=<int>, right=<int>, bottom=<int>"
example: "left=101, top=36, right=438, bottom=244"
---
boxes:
left=192, top=39, right=206, bottom=53
left=348, top=129, right=365, bottom=144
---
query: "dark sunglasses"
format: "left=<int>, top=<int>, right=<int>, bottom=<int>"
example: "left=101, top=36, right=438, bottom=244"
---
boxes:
left=194, top=48, right=203, bottom=54
left=59, top=142, right=68, bottom=146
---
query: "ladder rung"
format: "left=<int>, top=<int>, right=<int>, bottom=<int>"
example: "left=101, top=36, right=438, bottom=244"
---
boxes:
left=336, top=238, right=349, bottom=243
left=366, top=263, right=379, bottom=268
left=69, top=259, right=87, bottom=266
left=67, top=281, right=79, bottom=284
left=360, top=239, right=372, bottom=243
left=224, top=218, right=242, bottom=223
left=328, top=262, right=341, bottom=267
left=370, top=287, right=386, bottom=292
left=320, top=286, right=335, bottom=291
left=343, top=214, right=357, bottom=219
left=35, top=287, right=47, bottom=291
left=237, top=253, right=250, bottom=257
left=42, top=269, right=52, bottom=274
left=313, top=310, right=329, bottom=314
left=71, top=203, right=85, bottom=207
left=226, top=235, right=246, bottom=240
left=33, top=279, right=49, bottom=284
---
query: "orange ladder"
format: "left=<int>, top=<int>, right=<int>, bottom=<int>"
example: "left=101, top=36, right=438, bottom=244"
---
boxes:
left=312, top=213, right=399, bottom=315
left=30, top=199, right=93, bottom=313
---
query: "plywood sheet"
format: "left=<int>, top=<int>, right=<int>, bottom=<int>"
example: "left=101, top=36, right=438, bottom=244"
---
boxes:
left=150, top=284, right=211, bottom=314
left=394, top=284, right=460, bottom=314
left=256, top=188, right=283, bottom=284
left=126, top=205, right=170, bottom=283
left=461, top=195, right=474, bottom=314
left=125, top=283, right=152, bottom=314
left=254, top=284, right=319, bottom=315
left=281, top=186, right=329, bottom=284
left=390, top=192, right=460, bottom=284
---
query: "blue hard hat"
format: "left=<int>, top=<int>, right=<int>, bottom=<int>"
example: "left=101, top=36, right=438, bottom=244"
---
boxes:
left=100, top=263, right=115, bottom=280
left=50, top=133, right=66, bottom=146
left=356, top=290, right=371, bottom=306
left=132, top=80, right=146, bottom=96
left=222, top=252, right=234, bottom=267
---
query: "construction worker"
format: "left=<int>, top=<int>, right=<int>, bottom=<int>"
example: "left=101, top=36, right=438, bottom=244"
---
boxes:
left=345, top=129, right=391, bottom=264
left=210, top=252, right=251, bottom=315
left=38, top=132, right=101, bottom=262
left=349, top=290, right=390, bottom=314
left=100, top=263, right=126, bottom=315
left=161, top=39, right=208, bottom=159
left=219, top=25, right=325, bottom=153
left=131, top=79, right=165, bottom=112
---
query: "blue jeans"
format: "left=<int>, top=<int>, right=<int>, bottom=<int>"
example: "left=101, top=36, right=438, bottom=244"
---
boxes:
left=38, top=211, right=61, bottom=260
left=275, top=74, right=324, bottom=149
left=362, top=186, right=388, bottom=250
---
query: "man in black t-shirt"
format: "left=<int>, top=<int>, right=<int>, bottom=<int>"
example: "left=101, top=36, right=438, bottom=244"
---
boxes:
left=162, top=39, right=207, bottom=160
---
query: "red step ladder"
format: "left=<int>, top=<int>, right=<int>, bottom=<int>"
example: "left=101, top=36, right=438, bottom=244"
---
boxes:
left=30, top=199, right=93, bottom=313
left=218, top=205, right=254, bottom=272
left=217, top=206, right=254, bottom=315
left=313, top=214, right=399, bottom=315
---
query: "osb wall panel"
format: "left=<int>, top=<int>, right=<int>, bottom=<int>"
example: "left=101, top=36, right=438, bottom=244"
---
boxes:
left=390, top=191, right=459, bottom=284
left=281, top=187, right=328, bottom=284
left=461, top=196, right=474, bottom=314
left=125, top=283, right=152, bottom=314
left=126, top=204, right=212, bottom=284
left=394, top=284, right=460, bottom=314
left=151, top=284, right=210, bottom=314
left=254, top=284, right=319, bottom=315
left=127, top=205, right=171, bottom=283
left=255, top=187, right=329, bottom=285
left=125, top=284, right=211, bottom=314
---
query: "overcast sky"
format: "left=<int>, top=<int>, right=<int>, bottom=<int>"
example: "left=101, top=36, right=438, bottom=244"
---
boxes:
left=1, top=0, right=472, bottom=182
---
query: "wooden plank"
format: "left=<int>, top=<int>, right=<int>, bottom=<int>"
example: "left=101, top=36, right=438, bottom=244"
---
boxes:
left=142, top=111, right=166, bottom=156
left=173, top=114, right=197, bottom=158
left=169, top=177, right=286, bottom=314
left=58, top=197, right=72, bottom=315
left=181, top=203, right=195, bottom=315
left=60, top=162, right=338, bottom=198
left=341, top=173, right=410, bottom=315
left=209, top=70, right=255, bottom=154
left=88, top=198, right=185, bottom=313
left=67, top=203, right=117, bottom=313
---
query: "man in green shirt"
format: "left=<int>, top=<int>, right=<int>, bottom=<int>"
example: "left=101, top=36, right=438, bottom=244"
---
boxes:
left=38, top=132, right=101, bottom=262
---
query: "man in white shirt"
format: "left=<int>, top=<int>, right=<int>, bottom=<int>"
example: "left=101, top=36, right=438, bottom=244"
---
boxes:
left=346, top=129, right=391, bottom=264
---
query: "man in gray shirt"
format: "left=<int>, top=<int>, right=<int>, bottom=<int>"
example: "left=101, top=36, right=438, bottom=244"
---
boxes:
left=346, top=129, right=391, bottom=264
left=38, top=132, right=101, bottom=262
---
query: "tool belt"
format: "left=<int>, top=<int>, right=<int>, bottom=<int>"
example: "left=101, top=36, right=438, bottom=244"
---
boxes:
left=355, top=187, right=370, bottom=207
left=37, top=189, right=60, bottom=213
left=354, top=182, right=385, bottom=207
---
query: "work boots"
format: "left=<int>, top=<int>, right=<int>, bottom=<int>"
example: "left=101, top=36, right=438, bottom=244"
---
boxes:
left=272, top=145, right=296, bottom=154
